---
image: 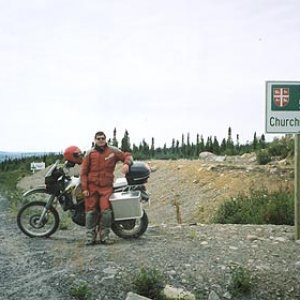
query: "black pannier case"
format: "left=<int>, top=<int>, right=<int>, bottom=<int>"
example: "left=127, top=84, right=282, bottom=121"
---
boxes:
left=45, top=168, right=63, bottom=195
left=126, top=161, right=150, bottom=185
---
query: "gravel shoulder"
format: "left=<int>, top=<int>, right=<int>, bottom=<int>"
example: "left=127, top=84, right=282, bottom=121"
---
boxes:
left=2, top=158, right=299, bottom=300
left=0, top=195, right=71, bottom=300
left=1, top=193, right=300, bottom=300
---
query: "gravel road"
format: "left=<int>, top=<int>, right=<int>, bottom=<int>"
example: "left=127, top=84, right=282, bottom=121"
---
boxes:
left=0, top=195, right=72, bottom=299
left=2, top=193, right=300, bottom=300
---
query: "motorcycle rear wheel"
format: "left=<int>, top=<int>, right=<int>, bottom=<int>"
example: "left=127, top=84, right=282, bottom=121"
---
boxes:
left=111, top=209, right=148, bottom=239
left=17, top=200, right=60, bottom=238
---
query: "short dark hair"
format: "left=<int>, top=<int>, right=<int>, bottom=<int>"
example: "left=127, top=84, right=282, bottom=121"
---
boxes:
left=94, top=131, right=106, bottom=138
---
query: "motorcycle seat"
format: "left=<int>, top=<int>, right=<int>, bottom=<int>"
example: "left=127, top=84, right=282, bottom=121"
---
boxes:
left=113, top=177, right=127, bottom=188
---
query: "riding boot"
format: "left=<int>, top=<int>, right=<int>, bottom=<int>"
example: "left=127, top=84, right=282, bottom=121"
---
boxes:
left=85, top=210, right=98, bottom=246
left=100, top=209, right=114, bottom=244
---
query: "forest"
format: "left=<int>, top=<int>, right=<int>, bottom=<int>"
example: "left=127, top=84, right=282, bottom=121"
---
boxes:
left=110, top=127, right=293, bottom=161
left=0, top=127, right=294, bottom=174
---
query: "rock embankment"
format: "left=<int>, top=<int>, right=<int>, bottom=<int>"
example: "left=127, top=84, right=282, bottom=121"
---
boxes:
left=17, top=157, right=293, bottom=226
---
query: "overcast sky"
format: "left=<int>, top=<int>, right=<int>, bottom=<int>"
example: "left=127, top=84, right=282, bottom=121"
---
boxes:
left=1, top=0, right=300, bottom=152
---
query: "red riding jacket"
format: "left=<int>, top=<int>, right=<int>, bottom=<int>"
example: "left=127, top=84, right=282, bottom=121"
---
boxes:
left=80, top=145, right=133, bottom=191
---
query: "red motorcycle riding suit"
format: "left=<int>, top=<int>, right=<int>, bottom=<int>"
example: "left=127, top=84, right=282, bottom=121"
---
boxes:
left=80, top=144, right=133, bottom=244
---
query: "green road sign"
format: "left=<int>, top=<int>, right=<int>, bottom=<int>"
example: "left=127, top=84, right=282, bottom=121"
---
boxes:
left=266, top=81, right=300, bottom=133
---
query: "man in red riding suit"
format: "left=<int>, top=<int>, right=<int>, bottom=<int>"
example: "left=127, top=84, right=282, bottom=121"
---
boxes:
left=80, top=131, right=133, bottom=245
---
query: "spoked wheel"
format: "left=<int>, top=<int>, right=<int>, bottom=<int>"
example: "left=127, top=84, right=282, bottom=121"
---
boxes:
left=111, top=210, right=148, bottom=239
left=17, top=200, right=60, bottom=238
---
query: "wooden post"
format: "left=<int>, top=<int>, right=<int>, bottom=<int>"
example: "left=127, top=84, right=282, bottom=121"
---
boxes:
left=295, top=134, right=300, bottom=240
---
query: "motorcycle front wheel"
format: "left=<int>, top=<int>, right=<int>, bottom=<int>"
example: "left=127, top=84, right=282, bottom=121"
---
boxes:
left=17, top=200, right=60, bottom=238
left=111, top=209, right=148, bottom=239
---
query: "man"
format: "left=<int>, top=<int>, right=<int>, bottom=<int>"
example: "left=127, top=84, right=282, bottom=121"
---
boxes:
left=80, top=131, right=133, bottom=245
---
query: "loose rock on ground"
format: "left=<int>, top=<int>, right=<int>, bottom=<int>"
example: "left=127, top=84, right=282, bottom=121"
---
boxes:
left=1, top=193, right=300, bottom=300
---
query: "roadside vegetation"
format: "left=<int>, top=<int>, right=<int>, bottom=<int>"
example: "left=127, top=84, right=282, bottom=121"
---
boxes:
left=213, top=187, right=294, bottom=225
left=129, top=266, right=167, bottom=300
left=120, top=265, right=255, bottom=300
left=69, top=280, right=92, bottom=300
left=0, top=153, right=61, bottom=209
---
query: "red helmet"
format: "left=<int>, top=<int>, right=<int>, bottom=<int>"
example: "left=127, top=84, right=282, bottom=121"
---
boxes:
left=63, top=145, right=83, bottom=165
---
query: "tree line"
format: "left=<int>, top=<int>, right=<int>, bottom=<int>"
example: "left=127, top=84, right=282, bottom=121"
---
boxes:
left=111, top=127, right=277, bottom=160
left=0, top=127, right=293, bottom=174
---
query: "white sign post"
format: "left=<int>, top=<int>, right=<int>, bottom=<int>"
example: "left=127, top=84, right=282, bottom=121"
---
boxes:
left=295, top=136, right=300, bottom=240
left=266, top=81, right=300, bottom=240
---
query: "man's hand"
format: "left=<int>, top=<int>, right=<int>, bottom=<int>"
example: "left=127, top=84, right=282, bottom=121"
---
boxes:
left=83, top=190, right=89, bottom=197
left=121, top=164, right=130, bottom=174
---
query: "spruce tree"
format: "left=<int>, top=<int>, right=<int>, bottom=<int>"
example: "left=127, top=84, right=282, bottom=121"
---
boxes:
left=253, top=132, right=258, bottom=151
left=226, top=127, right=235, bottom=154
left=236, top=134, right=240, bottom=153
left=142, top=139, right=150, bottom=157
left=150, top=137, right=155, bottom=158
left=213, top=136, right=220, bottom=154
left=176, top=140, right=180, bottom=156
left=220, top=138, right=227, bottom=154
left=171, top=138, right=176, bottom=154
left=121, top=129, right=131, bottom=152
left=112, top=127, right=118, bottom=147
left=259, top=134, right=266, bottom=149
left=187, top=132, right=191, bottom=157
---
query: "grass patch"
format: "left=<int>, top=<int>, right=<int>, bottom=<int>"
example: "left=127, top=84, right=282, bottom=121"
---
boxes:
left=213, top=187, right=294, bottom=225
left=69, top=280, right=92, bottom=300
left=128, top=267, right=167, bottom=300
left=226, top=263, right=254, bottom=297
left=0, top=169, right=28, bottom=212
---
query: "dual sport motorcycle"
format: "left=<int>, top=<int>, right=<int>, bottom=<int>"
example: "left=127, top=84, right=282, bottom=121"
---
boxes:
left=17, top=159, right=151, bottom=239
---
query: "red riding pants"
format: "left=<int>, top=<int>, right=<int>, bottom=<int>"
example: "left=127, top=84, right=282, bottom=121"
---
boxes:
left=84, top=184, right=113, bottom=212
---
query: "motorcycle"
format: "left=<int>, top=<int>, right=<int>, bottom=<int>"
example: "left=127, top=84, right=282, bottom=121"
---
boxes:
left=17, top=159, right=151, bottom=239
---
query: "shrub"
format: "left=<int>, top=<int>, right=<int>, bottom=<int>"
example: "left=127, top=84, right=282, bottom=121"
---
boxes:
left=263, top=190, right=294, bottom=225
left=213, top=188, right=294, bottom=225
left=268, top=136, right=293, bottom=158
left=256, top=149, right=271, bottom=165
left=131, top=267, right=166, bottom=300
left=69, top=280, right=92, bottom=300
left=227, top=264, right=253, bottom=296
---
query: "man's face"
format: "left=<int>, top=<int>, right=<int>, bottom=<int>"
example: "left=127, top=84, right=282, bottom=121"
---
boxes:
left=95, top=135, right=106, bottom=147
